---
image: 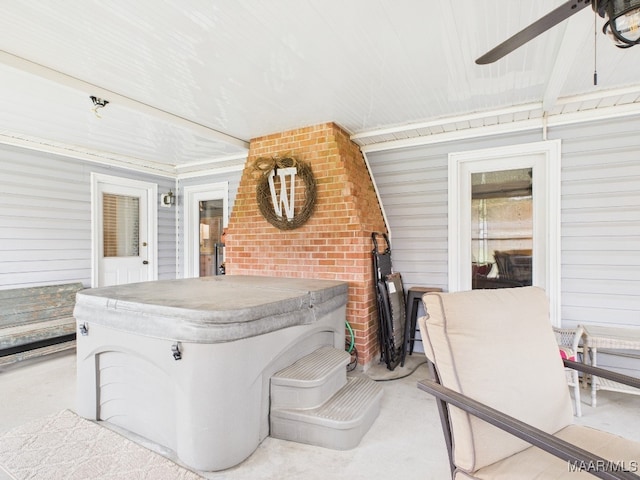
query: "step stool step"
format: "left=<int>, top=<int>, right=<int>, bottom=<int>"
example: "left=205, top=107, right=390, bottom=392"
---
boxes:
left=270, top=376, right=383, bottom=450
left=271, top=346, right=350, bottom=409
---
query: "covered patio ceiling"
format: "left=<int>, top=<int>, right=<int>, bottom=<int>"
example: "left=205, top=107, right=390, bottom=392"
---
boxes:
left=2, top=1, right=640, bottom=176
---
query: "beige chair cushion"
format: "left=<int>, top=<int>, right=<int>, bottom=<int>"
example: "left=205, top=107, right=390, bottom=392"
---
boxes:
left=420, top=287, right=574, bottom=473
left=454, top=424, right=640, bottom=479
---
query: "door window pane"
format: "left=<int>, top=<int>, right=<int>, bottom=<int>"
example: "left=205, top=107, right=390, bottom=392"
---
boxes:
left=199, top=200, right=224, bottom=276
left=103, top=193, right=140, bottom=257
left=471, top=168, right=532, bottom=289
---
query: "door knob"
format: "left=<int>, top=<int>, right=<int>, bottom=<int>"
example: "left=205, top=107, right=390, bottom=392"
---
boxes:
left=143, top=260, right=149, bottom=265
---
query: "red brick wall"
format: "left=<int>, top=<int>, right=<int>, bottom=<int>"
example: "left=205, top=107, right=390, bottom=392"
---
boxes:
left=225, top=122, right=387, bottom=368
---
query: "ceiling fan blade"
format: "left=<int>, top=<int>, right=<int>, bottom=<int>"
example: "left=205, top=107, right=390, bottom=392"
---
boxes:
left=475, top=0, right=591, bottom=65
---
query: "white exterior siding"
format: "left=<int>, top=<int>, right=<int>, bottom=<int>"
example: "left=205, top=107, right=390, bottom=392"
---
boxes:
left=557, top=118, right=640, bottom=330
left=366, top=118, right=640, bottom=371
left=3, top=112, right=639, bottom=373
left=0, top=144, right=177, bottom=289
left=367, top=149, right=448, bottom=289
left=367, top=121, right=640, bottom=330
left=366, top=131, right=541, bottom=292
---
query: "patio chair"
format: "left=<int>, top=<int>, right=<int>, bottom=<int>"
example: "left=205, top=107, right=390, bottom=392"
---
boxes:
left=553, top=325, right=585, bottom=417
left=417, top=287, right=640, bottom=479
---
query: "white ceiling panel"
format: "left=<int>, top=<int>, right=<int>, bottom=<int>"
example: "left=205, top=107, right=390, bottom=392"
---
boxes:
left=2, top=1, right=640, bottom=174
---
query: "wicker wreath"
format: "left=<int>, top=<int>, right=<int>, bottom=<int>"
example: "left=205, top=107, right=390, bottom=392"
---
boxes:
left=254, top=155, right=317, bottom=230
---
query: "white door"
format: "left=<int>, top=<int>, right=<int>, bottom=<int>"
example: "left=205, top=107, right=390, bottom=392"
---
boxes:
left=92, top=174, right=158, bottom=287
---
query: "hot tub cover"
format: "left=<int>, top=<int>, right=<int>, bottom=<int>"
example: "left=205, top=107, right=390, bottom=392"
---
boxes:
left=74, top=275, right=348, bottom=343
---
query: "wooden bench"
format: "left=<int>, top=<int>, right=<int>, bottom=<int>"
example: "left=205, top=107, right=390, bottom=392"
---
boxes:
left=0, top=283, right=84, bottom=366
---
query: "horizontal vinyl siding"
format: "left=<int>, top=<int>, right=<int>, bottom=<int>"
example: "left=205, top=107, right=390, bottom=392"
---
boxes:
left=0, top=144, right=177, bottom=289
left=367, top=122, right=640, bottom=326
left=368, top=151, right=448, bottom=289
left=156, top=185, right=177, bottom=281
left=367, top=119, right=640, bottom=373
left=1, top=148, right=91, bottom=288
left=366, top=130, right=542, bottom=291
left=555, top=117, right=640, bottom=330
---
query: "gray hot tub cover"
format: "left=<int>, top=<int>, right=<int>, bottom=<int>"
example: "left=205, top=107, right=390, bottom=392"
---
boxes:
left=73, top=275, right=348, bottom=343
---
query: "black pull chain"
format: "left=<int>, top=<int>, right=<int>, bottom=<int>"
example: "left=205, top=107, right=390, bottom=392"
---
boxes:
left=594, top=7, right=598, bottom=86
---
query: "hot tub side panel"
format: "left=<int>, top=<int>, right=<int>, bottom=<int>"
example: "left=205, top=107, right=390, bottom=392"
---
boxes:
left=75, top=304, right=346, bottom=471
left=75, top=323, right=181, bottom=450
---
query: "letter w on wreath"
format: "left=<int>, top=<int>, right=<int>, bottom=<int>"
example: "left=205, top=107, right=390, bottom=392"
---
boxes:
left=254, top=155, right=317, bottom=231
left=268, top=167, right=297, bottom=220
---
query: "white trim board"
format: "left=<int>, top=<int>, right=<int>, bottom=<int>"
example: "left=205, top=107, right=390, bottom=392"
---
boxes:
left=448, top=140, right=561, bottom=325
left=182, top=182, right=229, bottom=279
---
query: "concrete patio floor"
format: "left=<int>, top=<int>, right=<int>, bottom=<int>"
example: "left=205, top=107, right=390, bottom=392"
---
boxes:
left=1, top=350, right=638, bottom=479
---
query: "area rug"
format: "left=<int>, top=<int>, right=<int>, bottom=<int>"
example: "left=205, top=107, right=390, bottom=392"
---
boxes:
left=0, top=410, right=204, bottom=480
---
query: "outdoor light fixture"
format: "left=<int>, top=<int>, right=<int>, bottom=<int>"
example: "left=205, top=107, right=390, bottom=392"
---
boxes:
left=90, top=95, right=109, bottom=118
left=161, top=190, right=175, bottom=207
left=598, top=0, right=640, bottom=48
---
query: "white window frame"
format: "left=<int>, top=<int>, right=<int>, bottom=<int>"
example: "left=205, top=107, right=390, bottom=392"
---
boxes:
left=183, top=182, right=229, bottom=278
left=448, top=140, right=561, bottom=325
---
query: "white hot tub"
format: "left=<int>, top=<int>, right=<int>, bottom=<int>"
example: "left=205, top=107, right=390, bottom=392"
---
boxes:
left=74, top=275, right=348, bottom=471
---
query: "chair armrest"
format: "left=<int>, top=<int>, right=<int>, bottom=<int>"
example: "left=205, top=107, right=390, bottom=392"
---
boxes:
left=564, top=360, right=640, bottom=390
left=417, top=378, right=640, bottom=480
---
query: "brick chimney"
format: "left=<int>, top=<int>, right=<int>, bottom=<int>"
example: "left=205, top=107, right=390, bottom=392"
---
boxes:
left=225, top=122, right=387, bottom=368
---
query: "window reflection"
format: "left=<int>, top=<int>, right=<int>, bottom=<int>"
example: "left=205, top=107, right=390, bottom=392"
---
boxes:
left=103, top=193, right=139, bottom=257
left=471, top=168, right=533, bottom=289
left=199, top=200, right=224, bottom=276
